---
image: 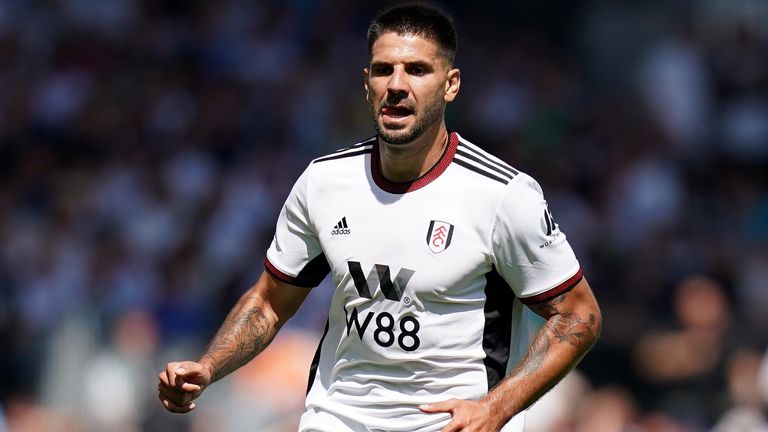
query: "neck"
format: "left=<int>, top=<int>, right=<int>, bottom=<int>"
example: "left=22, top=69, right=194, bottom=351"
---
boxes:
left=378, top=122, right=449, bottom=183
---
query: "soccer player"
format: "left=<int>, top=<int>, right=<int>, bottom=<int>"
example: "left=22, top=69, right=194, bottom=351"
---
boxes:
left=158, top=4, right=601, bottom=432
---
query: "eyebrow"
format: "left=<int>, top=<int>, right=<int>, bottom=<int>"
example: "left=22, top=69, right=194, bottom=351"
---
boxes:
left=370, top=60, right=435, bottom=70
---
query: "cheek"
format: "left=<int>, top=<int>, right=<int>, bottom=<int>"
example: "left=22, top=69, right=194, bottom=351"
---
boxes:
left=367, top=85, right=383, bottom=102
left=417, top=81, right=444, bottom=100
left=423, top=85, right=446, bottom=105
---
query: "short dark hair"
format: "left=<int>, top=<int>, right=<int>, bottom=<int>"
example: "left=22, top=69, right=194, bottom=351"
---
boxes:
left=367, top=3, right=458, bottom=65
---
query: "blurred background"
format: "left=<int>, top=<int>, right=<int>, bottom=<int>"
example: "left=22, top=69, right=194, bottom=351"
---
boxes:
left=1, top=0, right=767, bottom=431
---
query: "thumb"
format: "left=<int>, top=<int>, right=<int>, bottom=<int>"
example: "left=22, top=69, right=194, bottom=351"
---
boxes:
left=175, top=363, right=206, bottom=379
left=174, top=364, right=208, bottom=391
left=419, top=399, right=458, bottom=413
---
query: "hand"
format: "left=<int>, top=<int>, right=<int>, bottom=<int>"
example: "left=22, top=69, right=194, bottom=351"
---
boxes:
left=158, top=361, right=213, bottom=413
left=419, top=399, right=505, bottom=432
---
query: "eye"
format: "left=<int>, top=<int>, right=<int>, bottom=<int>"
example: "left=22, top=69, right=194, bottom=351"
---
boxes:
left=371, top=64, right=393, bottom=76
left=408, top=65, right=426, bottom=76
left=406, top=63, right=432, bottom=76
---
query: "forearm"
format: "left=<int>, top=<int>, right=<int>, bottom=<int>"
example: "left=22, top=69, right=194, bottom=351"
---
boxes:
left=485, top=311, right=598, bottom=417
left=483, top=281, right=601, bottom=423
left=199, top=290, right=280, bottom=383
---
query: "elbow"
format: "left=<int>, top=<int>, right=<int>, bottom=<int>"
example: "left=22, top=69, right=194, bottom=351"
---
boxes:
left=589, top=302, right=602, bottom=349
left=594, top=311, right=603, bottom=346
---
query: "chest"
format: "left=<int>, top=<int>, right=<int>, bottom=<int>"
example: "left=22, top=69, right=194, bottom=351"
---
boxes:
left=309, top=183, right=497, bottom=305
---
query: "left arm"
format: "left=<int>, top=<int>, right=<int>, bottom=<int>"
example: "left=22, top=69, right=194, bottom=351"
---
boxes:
left=420, top=277, right=601, bottom=432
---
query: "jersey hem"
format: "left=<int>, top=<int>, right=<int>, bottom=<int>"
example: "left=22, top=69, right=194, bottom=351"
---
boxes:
left=519, top=268, right=583, bottom=305
left=264, top=258, right=298, bottom=284
left=264, top=255, right=329, bottom=288
left=264, top=258, right=320, bottom=288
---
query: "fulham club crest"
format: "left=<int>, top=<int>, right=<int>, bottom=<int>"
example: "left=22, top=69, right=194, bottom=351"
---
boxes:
left=426, top=220, right=454, bottom=254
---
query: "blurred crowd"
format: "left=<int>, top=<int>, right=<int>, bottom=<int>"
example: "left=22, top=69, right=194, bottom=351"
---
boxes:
left=0, top=0, right=767, bottom=431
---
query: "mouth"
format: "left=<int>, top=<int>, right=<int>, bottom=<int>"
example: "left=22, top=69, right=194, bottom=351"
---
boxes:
left=381, top=105, right=414, bottom=122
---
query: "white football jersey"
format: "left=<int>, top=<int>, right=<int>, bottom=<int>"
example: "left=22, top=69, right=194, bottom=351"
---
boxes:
left=265, top=132, right=582, bottom=432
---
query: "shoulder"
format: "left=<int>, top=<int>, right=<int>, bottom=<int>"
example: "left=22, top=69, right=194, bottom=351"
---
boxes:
left=310, top=136, right=376, bottom=165
left=451, top=133, right=521, bottom=187
left=450, top=135, right=548, bottom=221
left=491, top=170, right=552, bottom=241
left=291, top=136, right=376, bottom=197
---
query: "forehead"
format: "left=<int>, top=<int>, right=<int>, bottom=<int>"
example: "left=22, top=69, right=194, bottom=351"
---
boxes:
left=370, top=32, right=443, bottom=64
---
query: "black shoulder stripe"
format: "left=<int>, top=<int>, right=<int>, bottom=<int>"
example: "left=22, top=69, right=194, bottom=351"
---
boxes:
left=453, top=159, right=509, bottom=185
left=458, top=143, right=519, bottom=177
left=333, top=137, right=377, bottom=153
left=313, top=147, right=372, bottom=164
left=458, top=143, right=519, bottom=176
left=455, top=149, right=514, bottom=181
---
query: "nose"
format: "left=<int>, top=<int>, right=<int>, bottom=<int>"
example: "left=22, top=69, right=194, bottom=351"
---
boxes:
left=386, top=67, right=409, bottom=97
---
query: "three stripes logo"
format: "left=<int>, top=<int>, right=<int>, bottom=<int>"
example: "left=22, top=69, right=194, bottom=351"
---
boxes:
left=331, top=217, right=351, bottom=235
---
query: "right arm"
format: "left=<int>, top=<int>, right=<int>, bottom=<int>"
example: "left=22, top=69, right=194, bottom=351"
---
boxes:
left=200, top=270, right=311, bottom=382
left=157, top=271, right=311, bottom=413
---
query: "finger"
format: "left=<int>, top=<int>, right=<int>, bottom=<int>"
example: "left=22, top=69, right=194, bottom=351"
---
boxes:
left=175, top=363, right=208, bottom=385
left=440, top=419, right=464, bottom=432
left=173, top=367, right=187, bottom=388
left=159, top=394, right=196, bottom=414
left=419, top=399, right=458, bottom=413
left=165, top=362, right=181, bottom=388
left=158, top=371, right=170, bottom=386
left=158, top=382, right=201, bottom=403
left=173, top=365, right=201, bottom=390
left=172, top=369, right=199, bottom=392
left=180, top=381, right=202, bottom=392
left=158, top=382, right=178, bottom=400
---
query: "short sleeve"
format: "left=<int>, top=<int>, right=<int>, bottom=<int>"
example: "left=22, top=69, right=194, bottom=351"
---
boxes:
left=491, top=175, right=582, bottom=304
left=265, top=167, right=330, bottom=287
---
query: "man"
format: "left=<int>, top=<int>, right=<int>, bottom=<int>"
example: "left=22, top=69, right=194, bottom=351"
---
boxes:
left=158, top=4, right=601, bottom=432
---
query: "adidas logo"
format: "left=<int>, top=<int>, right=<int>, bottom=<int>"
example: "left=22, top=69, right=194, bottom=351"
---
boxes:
left=331, top=217, right=351, bottom=235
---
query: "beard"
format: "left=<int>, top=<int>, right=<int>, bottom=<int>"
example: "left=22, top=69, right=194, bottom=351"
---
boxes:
left=370, top=94, right=445, bottom=145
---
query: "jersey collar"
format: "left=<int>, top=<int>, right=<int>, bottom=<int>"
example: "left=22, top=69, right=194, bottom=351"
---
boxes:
left=371, top=131, right=459, bottom=194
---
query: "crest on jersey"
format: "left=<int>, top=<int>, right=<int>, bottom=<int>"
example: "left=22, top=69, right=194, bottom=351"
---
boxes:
left=426, top=220, right=454, bottom=254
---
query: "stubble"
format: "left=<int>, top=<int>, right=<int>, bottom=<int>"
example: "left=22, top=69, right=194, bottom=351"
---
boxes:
left=370, top=93, right=445, bottom=144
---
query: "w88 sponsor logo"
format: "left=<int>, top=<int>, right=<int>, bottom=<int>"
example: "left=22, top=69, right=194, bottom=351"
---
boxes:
left=344, top=261, right=420, bottom=350
left=344, top=307, right=421, bottom=351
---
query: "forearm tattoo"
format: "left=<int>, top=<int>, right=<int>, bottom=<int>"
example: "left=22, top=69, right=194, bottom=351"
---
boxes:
left=514, top=290, right=599, bottom=379
left=486, top=287, right=599, bottom=418
left=201, top=305, right=271, bottom=382
left=510, top=330, right=550, bottom=379
left=547, top=311, right=597, bottom=347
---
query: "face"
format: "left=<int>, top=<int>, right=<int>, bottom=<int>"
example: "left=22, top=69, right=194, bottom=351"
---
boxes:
left=365, top=32, right=460, bottom=145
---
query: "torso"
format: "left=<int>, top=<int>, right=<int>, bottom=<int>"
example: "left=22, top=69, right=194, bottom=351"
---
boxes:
left=297, top=132, right=533, bottom=431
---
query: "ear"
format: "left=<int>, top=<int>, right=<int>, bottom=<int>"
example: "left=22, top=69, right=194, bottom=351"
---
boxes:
left=444, top=68, right=461, bottom=103
left=363, top=68, right=370, bottom=101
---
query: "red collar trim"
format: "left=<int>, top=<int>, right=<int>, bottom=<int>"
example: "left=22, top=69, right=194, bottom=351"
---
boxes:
left=371, top=131, right=458, bottom=194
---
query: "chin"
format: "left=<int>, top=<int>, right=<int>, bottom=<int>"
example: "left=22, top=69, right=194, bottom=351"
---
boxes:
left=379, top=130, right=418, bottom=145
left=377, top=120, right=418, bottom=143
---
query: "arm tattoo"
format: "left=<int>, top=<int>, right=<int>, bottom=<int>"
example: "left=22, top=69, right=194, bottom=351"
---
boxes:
left=509, top=330, right=550, bottom=379
left=484, top=284, right=600, bottom=419
left=512, top=290, right=599, bottom=378
left=531, top=290, right=599, bottom=349
left=530, top=293, right=566, bottom=316
left=201, top=306, right=271, bottom=382
left=548, top=312, right=597, bottom=347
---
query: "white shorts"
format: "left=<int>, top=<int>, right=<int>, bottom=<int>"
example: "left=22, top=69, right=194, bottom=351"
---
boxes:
left=298, top=406, right=526, bottom=432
